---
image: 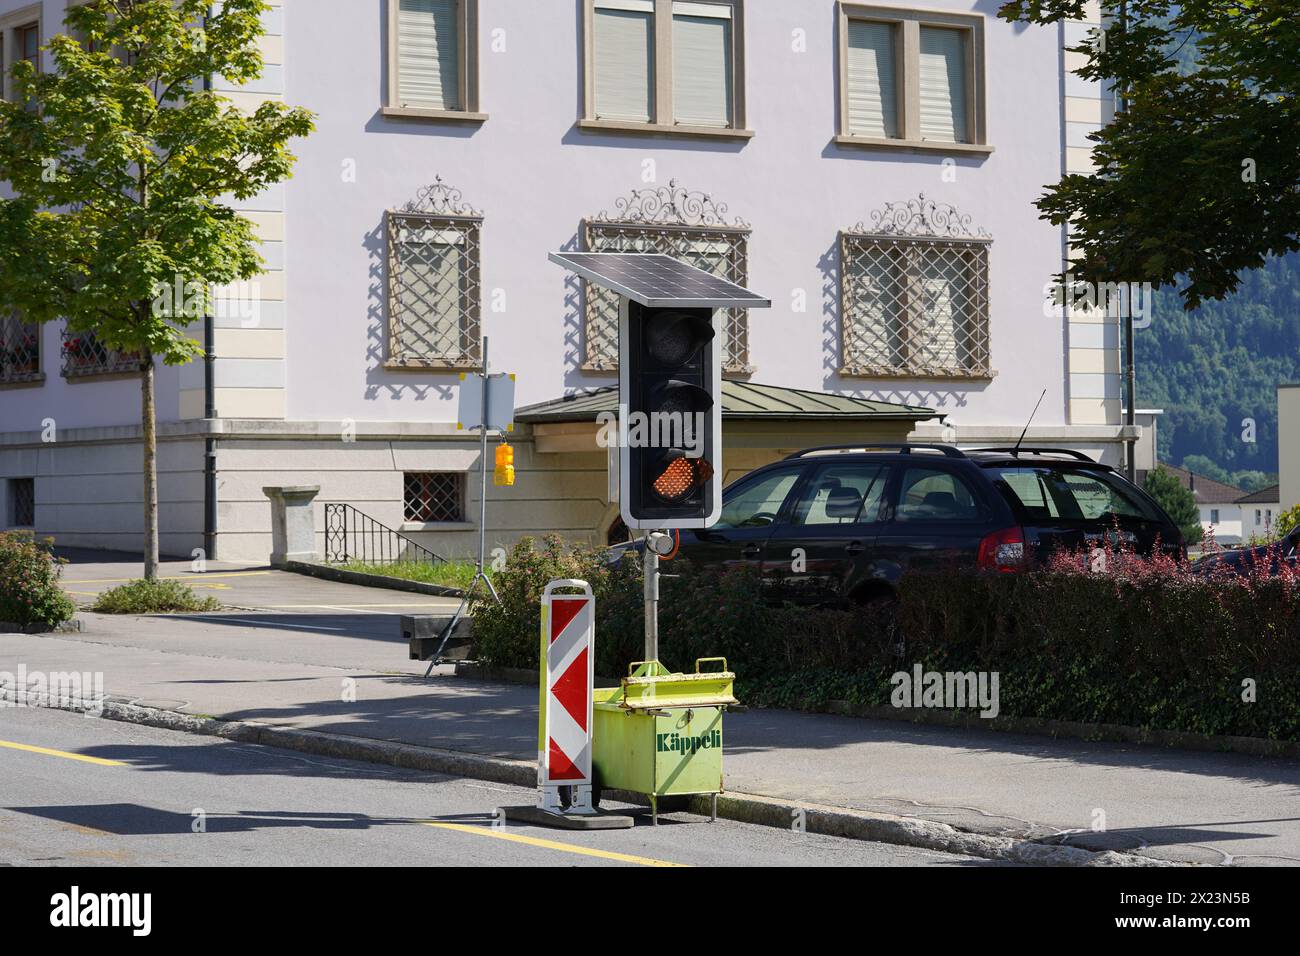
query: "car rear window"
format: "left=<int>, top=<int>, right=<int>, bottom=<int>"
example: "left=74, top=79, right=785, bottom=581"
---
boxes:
left=988, top=465, right=1162, bottom=523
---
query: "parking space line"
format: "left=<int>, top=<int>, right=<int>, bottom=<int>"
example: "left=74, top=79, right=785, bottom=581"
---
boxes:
left=0, top=739, right=127, bottom=767
left=423, top=822, right=686, bottom=867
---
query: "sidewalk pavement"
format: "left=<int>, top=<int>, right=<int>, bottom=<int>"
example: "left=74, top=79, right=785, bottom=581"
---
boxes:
left=4, top=553, right=1298, bottom=865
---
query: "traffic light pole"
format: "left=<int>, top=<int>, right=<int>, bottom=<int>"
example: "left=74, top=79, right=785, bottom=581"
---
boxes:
left=643, top=541, right=659, bottom=663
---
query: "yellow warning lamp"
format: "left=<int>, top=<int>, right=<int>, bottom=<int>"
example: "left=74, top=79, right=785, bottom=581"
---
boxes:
left=494, top=441, right=516, bottom=487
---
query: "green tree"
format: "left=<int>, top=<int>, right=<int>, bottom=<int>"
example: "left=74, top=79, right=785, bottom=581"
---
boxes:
left=997, top=1, right=1299, bottom=308
left=0, top=0, right=313, bottom=579
left=1144, top=465, right=1203, bottom=545
left=1277, top=505, right=1300, bottom=538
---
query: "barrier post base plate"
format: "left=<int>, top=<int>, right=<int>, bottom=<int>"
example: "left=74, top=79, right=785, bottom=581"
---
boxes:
left=500, top=805, right=635, bottom=830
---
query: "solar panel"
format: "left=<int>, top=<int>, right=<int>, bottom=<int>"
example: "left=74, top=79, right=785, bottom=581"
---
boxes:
left=549, top=252, right=772, bottom=309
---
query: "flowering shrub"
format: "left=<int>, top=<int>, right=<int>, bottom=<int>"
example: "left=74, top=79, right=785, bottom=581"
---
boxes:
left=0, top=532, right=76, bottom=628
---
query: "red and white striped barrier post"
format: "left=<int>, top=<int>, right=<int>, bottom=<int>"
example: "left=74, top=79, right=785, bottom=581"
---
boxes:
left=538, top=579, right=595, bottom=814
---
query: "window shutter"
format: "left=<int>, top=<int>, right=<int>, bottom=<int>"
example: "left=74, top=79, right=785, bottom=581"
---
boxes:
left=397, top=0, right=461, bottom=111
left=846, top=21, right=898, bottom=139
left=594, top=4, right=654, bottom=122
left=672, top=5, right=732, bottom=127
left=918, top=27, right=967, bottom=143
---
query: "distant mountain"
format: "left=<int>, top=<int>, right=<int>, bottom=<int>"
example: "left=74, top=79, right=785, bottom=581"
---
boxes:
left=1136, top=253, right=1300, bottom=479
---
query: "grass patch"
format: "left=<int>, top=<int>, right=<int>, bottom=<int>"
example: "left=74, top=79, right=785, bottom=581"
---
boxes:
left=92, top=579, right=222, bottom=614
left=336, top=559, right=482, bottom=591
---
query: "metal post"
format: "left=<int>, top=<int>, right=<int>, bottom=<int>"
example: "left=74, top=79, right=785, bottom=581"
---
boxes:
left=478, top=336, right=490, bottom=576
left=643, top=537, right=658, bottom=663
left=1118, top=0, right=1137, bottom=483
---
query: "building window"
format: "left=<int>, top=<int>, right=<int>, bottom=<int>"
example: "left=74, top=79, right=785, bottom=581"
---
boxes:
left=385, top=0, right=481, bottom=119
left=0, top=6, right=41, bottom=101
left=7, top=477, right=35, bottom=528
left=385, top=179, right=483, bottom=369
left=61, top=328, right=145, bottom=379
left=837, top=4, right=987, bottom=152
left=1210, top=509, right=1220, bottom=524
left=583, top=180, right=752, bottom=373
left=840, top=195, right=992, bottom=379
left=0, top=312, right=41, bottom=386
left=404, top=472, right=465, bottom=523
left=584, top=0, right=748, bottom=135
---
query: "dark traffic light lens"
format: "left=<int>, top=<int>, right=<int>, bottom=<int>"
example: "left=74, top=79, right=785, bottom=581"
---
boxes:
left=645, top=311, right=714, bottom=365
left=652, top=456, right=714, bottom=503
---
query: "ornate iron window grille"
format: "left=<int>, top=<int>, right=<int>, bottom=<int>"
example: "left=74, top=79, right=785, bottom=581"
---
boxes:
left=0, top=313, right=41, bottom=385
left=583, top=180, right=753, bottom=375
left=60, top=327, right=146, bottom=378
left=8, top=477, right=35, bottom=528
left=386, top=178, right=483, bottom=369
left=840, top=195, right=992, bottom=379
left=403, top=471, right=466, bottom=523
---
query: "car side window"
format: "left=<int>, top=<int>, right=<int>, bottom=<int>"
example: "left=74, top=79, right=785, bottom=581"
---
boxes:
left=895, top=467, right=981, bottom=522
left=792, top=463, right=890, bottom=526
left=715, top=469, right=802, bottom=529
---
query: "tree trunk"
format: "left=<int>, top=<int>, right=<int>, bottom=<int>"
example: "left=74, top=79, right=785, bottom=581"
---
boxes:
left=141, top=351, right=159, bottom=581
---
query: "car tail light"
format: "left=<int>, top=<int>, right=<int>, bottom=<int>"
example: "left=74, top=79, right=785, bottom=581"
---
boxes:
left=978, top=526, right=1026, bottom=572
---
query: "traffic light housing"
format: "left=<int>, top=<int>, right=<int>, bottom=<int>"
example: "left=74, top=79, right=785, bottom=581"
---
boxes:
left=619, top=301, right=721, bottom=529
left=494, top=441, right=515, bottom=487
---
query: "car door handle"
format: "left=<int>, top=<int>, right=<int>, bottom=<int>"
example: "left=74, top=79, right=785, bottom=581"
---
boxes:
left=741, top=544, right=762, bottom=559
left=845, top=541, right=865, bottom=556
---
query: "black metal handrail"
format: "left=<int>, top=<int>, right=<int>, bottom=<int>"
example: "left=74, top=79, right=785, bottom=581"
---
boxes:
left=323, top=503, right=445, bottom=565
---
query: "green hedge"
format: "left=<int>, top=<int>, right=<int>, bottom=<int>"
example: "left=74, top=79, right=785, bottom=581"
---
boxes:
left=471, top=536, right=1300, bottom=741
left=0, top=532, right=76, bottom=628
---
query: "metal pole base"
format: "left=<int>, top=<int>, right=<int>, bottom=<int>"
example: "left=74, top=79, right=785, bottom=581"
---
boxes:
left=500, top=805, right=635, bottom=830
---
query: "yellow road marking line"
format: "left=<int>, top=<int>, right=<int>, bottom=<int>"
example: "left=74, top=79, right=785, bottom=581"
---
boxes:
left=0, top=739, right=126, bottom=767
left=62, top=571, right=272, bottom=585
left=423, top=822, right=686, bottom=867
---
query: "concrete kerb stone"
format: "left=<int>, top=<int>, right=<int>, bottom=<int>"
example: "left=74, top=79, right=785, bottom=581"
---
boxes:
left=23, top=692, right=1178, bottom=867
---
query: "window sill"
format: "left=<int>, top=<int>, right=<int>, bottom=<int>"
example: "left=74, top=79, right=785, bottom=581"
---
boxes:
left=384, top=359, right=482, bottom=372
left=62, top=367, right=145, bottom=383
left=833, top=135, right=994, bottom=156
left=838, top=367, right=998, bottom=382
left=578, top=118, right=755, bottom=141
left=401, top=521, right=475, bottom=533
left=381, top=106, right=489, bottom=124
left=0, top=373, right=45, bottom=390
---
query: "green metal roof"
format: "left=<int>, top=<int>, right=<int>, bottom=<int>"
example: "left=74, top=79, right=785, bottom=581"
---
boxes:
left=515, top=381, right=937, bottom=424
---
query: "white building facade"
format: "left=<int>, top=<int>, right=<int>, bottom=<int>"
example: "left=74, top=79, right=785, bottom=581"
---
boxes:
left=1, top=0, right=1129, bottom=562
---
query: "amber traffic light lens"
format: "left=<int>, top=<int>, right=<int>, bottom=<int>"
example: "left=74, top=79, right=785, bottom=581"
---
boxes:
left=652, top=456, right=714, bottom=503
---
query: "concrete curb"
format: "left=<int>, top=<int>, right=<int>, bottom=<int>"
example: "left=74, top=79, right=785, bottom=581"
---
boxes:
left=32, top=693, right=1174, bottom=867
left=282, top=560, right=466, bottom=599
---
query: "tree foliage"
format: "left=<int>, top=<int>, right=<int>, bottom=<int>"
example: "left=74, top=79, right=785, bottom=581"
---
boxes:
left=1138, top=252, right=1300, bottom=476
left=1143, top=465, right=1203, bottom=544
left=0, top=0, right=314, bottom=361
left=998, top=0, right=1299, bottom=309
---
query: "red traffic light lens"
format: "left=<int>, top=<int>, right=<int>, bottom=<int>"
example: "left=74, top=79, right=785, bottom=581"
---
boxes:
left=652, top=456, right=714, bottom=503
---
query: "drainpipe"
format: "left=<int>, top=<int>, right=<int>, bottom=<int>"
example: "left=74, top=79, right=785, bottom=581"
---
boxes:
left=202, top=14, right=218, bottom=561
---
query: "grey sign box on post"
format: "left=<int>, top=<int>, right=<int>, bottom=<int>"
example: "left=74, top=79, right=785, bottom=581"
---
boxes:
left=457, top=371, right=516, bottom=433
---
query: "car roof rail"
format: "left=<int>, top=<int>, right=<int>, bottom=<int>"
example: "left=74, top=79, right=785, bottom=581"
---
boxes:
left=967, top=446, right=1096, bottom=463
left=784, top=443, right=967, bottom=460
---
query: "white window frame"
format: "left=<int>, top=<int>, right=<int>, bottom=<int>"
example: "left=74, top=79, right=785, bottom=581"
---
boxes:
left=581, top=0, right=751, bottom=139
left=0, top=4, right=42, bottom=102
left=836, top=3, right=989, bottom=155
left=384, top=0, right=485, bottom=122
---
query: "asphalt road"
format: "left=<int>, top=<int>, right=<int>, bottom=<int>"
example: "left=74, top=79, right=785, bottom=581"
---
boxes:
left=0, top=708, right=996, bottom=868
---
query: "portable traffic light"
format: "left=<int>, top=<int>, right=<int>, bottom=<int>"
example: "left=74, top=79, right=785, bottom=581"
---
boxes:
left=494, top=441, right=515, bottom=487
left=619, top=301, right=721, bottom=529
